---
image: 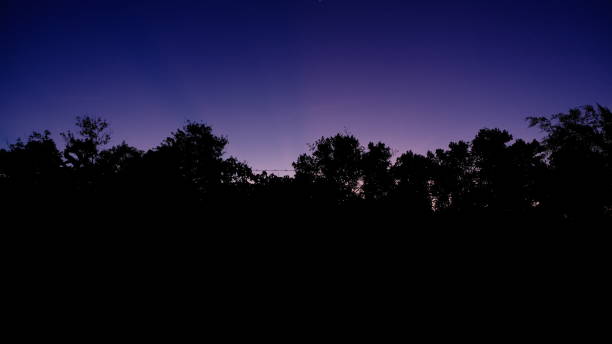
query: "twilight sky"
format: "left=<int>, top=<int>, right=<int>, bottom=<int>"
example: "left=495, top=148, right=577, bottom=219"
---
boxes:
left=2, top=0, right=611, bottom=171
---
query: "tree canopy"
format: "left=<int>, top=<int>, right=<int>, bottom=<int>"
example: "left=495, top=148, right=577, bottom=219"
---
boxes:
left=1, top=105, right=610, bottom=221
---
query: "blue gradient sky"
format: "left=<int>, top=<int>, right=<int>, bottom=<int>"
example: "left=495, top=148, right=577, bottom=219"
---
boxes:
left=2, top=0, right=611, bottom=171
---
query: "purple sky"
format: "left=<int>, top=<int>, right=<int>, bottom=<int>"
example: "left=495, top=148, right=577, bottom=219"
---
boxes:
left=2, top=0, right=611, bottom=171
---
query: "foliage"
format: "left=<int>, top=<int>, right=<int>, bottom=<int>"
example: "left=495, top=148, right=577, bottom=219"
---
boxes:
left=1, top=105, right=610, bottom=220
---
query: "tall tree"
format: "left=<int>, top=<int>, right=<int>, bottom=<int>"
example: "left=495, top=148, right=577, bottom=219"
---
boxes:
left=528, top=105, right=612, bottom=218
left=470, top=128, right=546, bottom=214
left=0, top=130, right=63, bottom=207
left=470, top=128, right=514, bottom=211
left=293, top=133, right=363, bottom=204
left=427, top=141, right=474, bottom=213
left=362, top=142, right=393, bottom=201
left=61, top=116, right=111, bottom=169
left=391, top=150, right=433, bottom=215
left=2, top=130, right=62, bottom=184
left=145, top=121, right=252, bottom=204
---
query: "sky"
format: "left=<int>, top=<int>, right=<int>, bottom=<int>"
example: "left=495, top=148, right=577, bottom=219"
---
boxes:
left=2, top=0, right=612, bottom=171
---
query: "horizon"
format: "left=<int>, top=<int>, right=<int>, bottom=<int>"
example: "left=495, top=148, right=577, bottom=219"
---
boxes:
left=2, top=0, right=612, bottom=171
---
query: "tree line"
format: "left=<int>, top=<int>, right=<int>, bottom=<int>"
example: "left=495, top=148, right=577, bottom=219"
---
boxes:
left=1, top=105, right=611, bottom=221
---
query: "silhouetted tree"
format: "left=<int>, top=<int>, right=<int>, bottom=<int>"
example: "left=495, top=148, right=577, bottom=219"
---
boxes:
left=251, top=171, right=297, bottom=208
left=505, top=138, right=547, bottom=213
left=528, top=105, right=612, bottom=219
left=469, top=128, right=546, bottom=215
left=96, top=142, right=144, bottom=205
left=0, top=130, right=63, bottom=205
left=143, top=121, right=252, bottom=206
left=61, top=116, right=111, bottom=169
left=427, top=140, right=474, bottom=214
left=293, top=133, right=363, bottom=204
left=2, top=105, right=609, bottom=221
left=470, top=128, right=514, bottom=210
left=391, top=151, right=433, bottom=215
left=98, top=142, right=143, bottom=175
left=362, top=142, right=393, bottom=201
left=4, top=131, right=62, bottom=179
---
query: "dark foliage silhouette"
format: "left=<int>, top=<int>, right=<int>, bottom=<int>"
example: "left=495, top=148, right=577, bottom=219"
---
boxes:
left=61, top=116, right=111, bottom=170
left=0, top=130, right=63, bottom=207
left=293, top=133, right=364, bottom=205
left=362, top=142, right=394, bottom=202
left=136, top=121, right=252, bottom=210
left=391, top=150, right=433, bottom=216
left=1, top=105, right=611, bottom=222
left=528, top=104, right=612, bottom=219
